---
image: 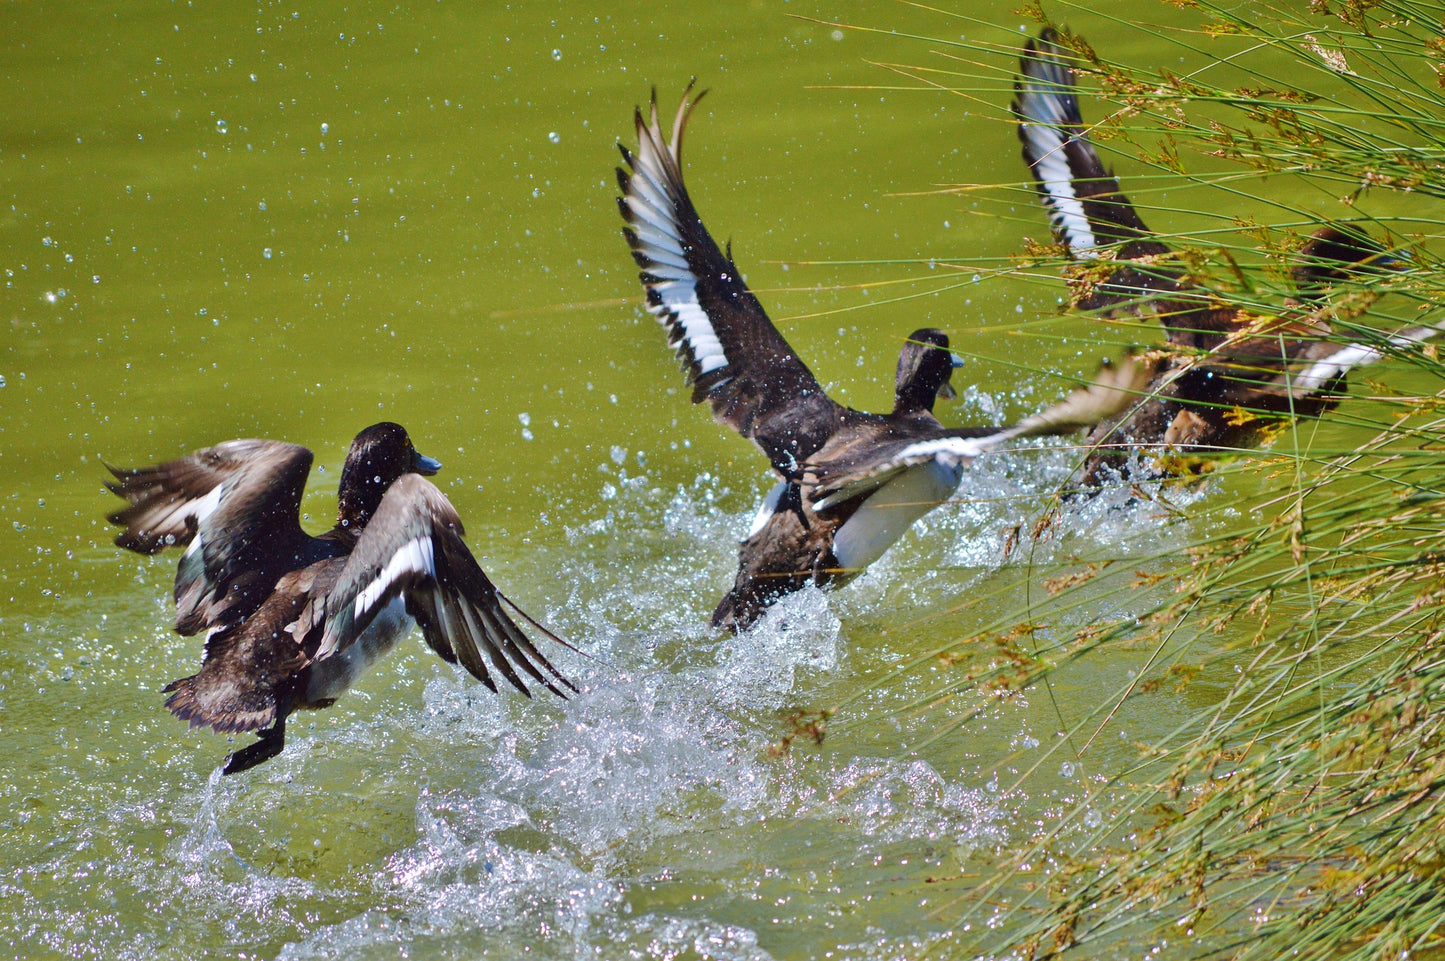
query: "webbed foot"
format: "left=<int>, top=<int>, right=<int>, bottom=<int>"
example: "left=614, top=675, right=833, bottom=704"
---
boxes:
left=222, top=717, right=286, bottom=775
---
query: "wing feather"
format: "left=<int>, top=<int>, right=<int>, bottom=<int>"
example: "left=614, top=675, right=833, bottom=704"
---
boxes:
left=105, top=439, right=316, bottom=634
left=805, top=356, right=1149, bottom=509
left=308, top=474, right=573, bottom=698
left=618, top=85, right=846, bottom=473
left=1013, top=29, right=1165, bottom=258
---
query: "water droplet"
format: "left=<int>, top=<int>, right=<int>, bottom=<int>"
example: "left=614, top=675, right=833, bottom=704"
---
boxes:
left=551, top=48, right=562, bottom=61
left=216, top=119, right=228, bottom=134
left=320, top=122, right=329, bottom=135
left=547, top=131, right=560, bottom=144
left=518, top=412, right=531, bottom=426
left=262, top=247, right=273, bottom=259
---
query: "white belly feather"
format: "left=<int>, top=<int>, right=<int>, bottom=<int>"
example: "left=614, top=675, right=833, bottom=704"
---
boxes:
left=831, top=458, right=965, bottom=572
left=304, top=596, right=414, bottom=704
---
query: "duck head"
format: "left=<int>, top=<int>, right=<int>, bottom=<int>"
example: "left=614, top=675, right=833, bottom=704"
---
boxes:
left=336, top=422, right=442, bottom=530
left=1293, top=225, right=1410, bottom=301
left=894, top=328, right=963, bottom=414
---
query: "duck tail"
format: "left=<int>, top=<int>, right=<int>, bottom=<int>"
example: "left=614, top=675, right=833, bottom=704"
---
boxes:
left=162, top=672, right=281, bottom=735
left=162, top=674, right=212, bottom=727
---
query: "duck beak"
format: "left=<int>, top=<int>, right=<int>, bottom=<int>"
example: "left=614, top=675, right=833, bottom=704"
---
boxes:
left=1372, top=247, right=1414, bottom=272
left=937, top=352, right=965, bottom=401
left=412, top=451, right=443, bottom=476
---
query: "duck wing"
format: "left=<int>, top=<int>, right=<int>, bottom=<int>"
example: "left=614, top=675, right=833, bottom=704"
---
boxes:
left=1014, top=29, right=1165, bottom=260
left=1012, top=29, right=1251, bottom=349
left=804, top=355, right=1150, bottom=508
left=619, top=85, right=844, bottom=475
left=106, top=439, right=317, bottom=635
left=299, top=474, right=574, bottom=699
left=802, top=422, right=999, bottom=513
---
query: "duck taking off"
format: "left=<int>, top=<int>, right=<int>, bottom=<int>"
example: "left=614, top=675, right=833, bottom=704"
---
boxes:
left=618, top=86, right=1143, bottom=631
left=106, top=422, right=574, bottom=774
left=1014, top=27, right=1422, bottom=487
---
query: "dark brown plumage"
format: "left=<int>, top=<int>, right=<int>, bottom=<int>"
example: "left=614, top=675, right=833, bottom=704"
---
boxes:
left=107, top=423, right=573, bottom=774
left=619, top=87, right=1142, bottom=631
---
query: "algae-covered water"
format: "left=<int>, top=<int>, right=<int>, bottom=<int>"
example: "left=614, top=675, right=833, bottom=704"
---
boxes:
left=2, top=2, right=1434, bottom=958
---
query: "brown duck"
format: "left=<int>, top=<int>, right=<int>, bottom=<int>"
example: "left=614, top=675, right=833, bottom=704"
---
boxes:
left=107, top=422, right=573, bottom=774
left=1014, top=28, right=1420, bottom=488
left=618, top=86, right=1142, bottom=631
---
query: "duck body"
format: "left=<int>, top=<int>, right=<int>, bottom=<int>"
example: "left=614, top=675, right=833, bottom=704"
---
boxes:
left=618, top=94, right=1138, bottom=630
left=716, top=443, right=966, bottom=630
left=107, top=423, right=573, bottom=774
left=1014, top=28, right=1416, bottom=486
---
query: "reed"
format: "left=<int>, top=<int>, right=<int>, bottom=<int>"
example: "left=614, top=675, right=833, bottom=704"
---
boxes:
left=828, top=1, right=1445, bottom=956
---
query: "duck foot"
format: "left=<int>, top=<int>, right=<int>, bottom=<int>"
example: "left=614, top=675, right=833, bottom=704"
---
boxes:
left=222, top=717, right=286, bottom=775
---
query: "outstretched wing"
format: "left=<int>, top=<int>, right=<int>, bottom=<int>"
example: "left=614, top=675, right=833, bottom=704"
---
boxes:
left=303, top=474, right=573, bottom=699
left=803, top=424, right=1001, bottom=513
left=1013, top=28, right=1166, bottom=259
left=805, top=356, right=1150, bottom=509
left=106, top=439, right=315, bottom=635
left=618, top=84, right=845, bottom=474
left=1013, top=29, right=1249, bottom=349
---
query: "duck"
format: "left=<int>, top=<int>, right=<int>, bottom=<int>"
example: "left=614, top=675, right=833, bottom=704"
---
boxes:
left=1014, top=27, right=1420, bottom=488
left=618, top=86, right=1142, bottom=631
left=106, top=422, right=574, bottom=774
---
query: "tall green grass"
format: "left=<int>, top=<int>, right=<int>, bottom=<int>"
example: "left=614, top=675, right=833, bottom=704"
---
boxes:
left=826, top=1, right=1445, bottom=957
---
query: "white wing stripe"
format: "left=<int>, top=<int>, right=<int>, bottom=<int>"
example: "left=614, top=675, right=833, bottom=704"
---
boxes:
left=626, top=217, right=683, bottom=254
left=1291, top=322, right=1445, bottom=394
left=1291, top=344, right=1379, bottom=394
left=640, top=261, right=695, bottom=282
left=747, top=480, right=789, bottom=539
left=181, top=483, right=226, bottom=557
left=635, top=245, right=691, bottom=272
left=353, top=535, right=435, bottom=622
left=892, top=434, right=1001, bottom=465
left=1021, top=119, right=1098, bottom=255
left=626, top=163, right=675, bottom=217
left=624, top=108, right=732, bottom=380
left=624, top=194, right=681, bottom=239
left=653, top=285, right=728, bottom=375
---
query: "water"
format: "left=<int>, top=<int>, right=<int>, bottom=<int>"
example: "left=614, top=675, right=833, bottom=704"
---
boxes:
left=2, top=2, right=1435, bottom=958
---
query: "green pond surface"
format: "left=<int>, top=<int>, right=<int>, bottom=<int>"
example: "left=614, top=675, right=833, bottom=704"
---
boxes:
left=2, top=2, right=1438, bottom=958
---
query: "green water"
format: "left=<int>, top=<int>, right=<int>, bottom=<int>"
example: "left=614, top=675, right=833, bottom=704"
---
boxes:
left=2, top=2, right=1437, bottom=959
